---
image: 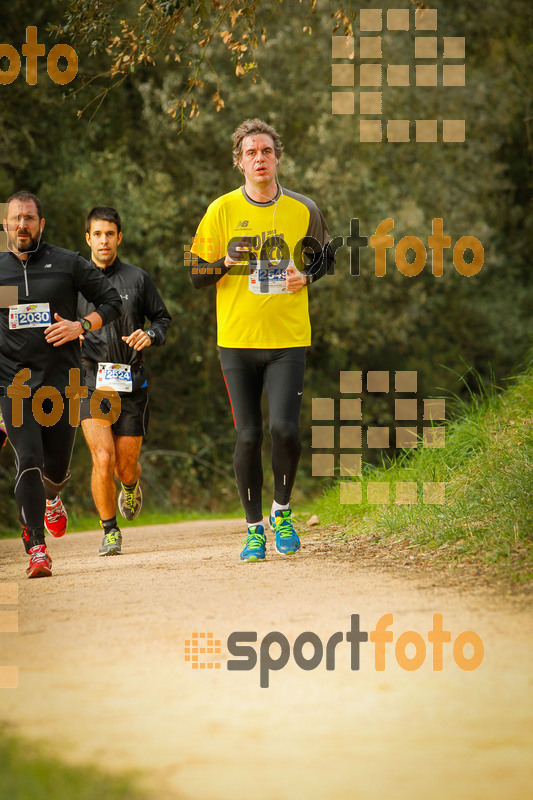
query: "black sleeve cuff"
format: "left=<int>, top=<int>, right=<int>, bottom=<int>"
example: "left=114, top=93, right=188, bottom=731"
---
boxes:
left=189, top=257, right=229, bottom=288
left=96, top=296, right=122, bottom=325
left=303, top=242, right=334, bottom=286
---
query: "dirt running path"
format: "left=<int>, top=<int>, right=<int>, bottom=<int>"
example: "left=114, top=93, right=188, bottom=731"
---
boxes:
left=1, top=521, right=532, bottom=799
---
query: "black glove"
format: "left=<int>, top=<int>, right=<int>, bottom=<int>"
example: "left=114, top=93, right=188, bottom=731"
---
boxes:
left=227, top=237, right=255, bottom=262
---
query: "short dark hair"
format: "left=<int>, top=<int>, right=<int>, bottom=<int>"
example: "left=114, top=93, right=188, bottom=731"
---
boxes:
left=6, top=191, right=43, bottom=220
left=232, top=118, right=283, bottom=171
left=85, top=206, right=122, bottom=234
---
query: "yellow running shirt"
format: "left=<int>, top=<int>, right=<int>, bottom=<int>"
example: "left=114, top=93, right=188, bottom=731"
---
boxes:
left=191, top=186, right=330, bottom=349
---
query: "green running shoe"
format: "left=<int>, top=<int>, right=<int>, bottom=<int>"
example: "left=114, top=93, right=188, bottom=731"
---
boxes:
left=240, top=524, right=266, bottom=562
left=98, top=528, right=122, bottom=556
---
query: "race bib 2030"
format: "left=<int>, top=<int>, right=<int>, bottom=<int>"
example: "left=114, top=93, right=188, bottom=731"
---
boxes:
left=9, top=303, right=51, bottom=329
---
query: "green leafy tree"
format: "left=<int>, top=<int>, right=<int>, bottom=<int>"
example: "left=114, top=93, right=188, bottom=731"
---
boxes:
left=1, top=0, right=531, bottom=529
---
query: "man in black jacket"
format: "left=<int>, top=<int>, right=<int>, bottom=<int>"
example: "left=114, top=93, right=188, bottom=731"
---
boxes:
left=0, top=191, right=122, bottom=578
left=78, top=206, right=171, bottom=556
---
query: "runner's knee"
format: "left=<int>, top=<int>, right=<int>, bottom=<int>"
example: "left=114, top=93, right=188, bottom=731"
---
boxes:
left=91, top=445, right=116, bottom=475
left=43, top=471, right=71, bottom=495
left=115, top=460, right=140, bottom=485
left=235, top=426, right=263, bottom=454
left=270, top=419, right=300, bottom=449
left=14, top=451, right=44, bottom=474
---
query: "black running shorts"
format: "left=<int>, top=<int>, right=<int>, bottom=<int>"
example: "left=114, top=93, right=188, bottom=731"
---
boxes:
left=80, top=386, right=149, bottom=437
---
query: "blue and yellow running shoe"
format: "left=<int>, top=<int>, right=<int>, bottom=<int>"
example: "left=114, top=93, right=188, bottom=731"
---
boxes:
left=240, top=524, right=266, bottom=562
left=269, top=509, right=300, bottom=555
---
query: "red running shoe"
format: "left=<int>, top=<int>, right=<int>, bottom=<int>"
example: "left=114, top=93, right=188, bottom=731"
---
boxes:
left=26, top=544, right=52, bottom=579
left=44, top=495, right=68, bottom=538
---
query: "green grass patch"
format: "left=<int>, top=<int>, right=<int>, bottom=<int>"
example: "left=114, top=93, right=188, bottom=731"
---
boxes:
left=66, top=505, right=244, bottom=533
left=315, top=364, right=533, bottom=580
left=58, top=502, right=320, bottom=536
left=0, top=505, right=245, bottom=540
left=1, top=502, right=321, bottom=539
left=0, top=730, right=149, bottom=800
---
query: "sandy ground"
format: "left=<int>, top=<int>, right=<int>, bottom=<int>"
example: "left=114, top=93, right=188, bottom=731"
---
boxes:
left=0, top=519, right=532, bottom=800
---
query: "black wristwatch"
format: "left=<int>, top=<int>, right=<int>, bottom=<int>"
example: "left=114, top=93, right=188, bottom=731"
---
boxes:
left=146, top=329, right=156, bottom=343
left=78, top=317, right=91, bottom=333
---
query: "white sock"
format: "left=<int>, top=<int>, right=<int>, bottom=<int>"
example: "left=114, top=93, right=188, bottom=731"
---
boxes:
left=271, top=501, right=289, bottom=517
left=248, top=520, right=263, bottom=529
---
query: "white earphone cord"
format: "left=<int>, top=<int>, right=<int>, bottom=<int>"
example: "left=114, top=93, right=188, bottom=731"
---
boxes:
left=249, top=171, right=284, bottom=240
left=239, top=159, right=284, bottom=254
left=6, top=231, right=43, bottom=259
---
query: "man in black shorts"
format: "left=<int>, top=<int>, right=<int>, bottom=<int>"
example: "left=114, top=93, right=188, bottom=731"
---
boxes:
left=79, top=206, right=171, bottom=556
left=0, top=191, right=121, bottom=578
left=190, top=119, right=333, bottom=561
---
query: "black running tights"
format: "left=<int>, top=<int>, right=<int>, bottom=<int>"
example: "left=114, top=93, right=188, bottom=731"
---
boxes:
left=219, top=347, right=306, bottom=523
left=0, top=395, right=76, bottom=539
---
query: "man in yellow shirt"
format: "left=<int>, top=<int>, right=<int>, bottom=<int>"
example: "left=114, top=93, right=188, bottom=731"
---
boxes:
left=190, top=118, right=332, bottom=561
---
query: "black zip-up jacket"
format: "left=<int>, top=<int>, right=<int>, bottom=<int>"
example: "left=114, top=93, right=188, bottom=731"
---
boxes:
left=77, top=257, right=171, bottom=392
left=0, top=241, right=121, bottom=392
